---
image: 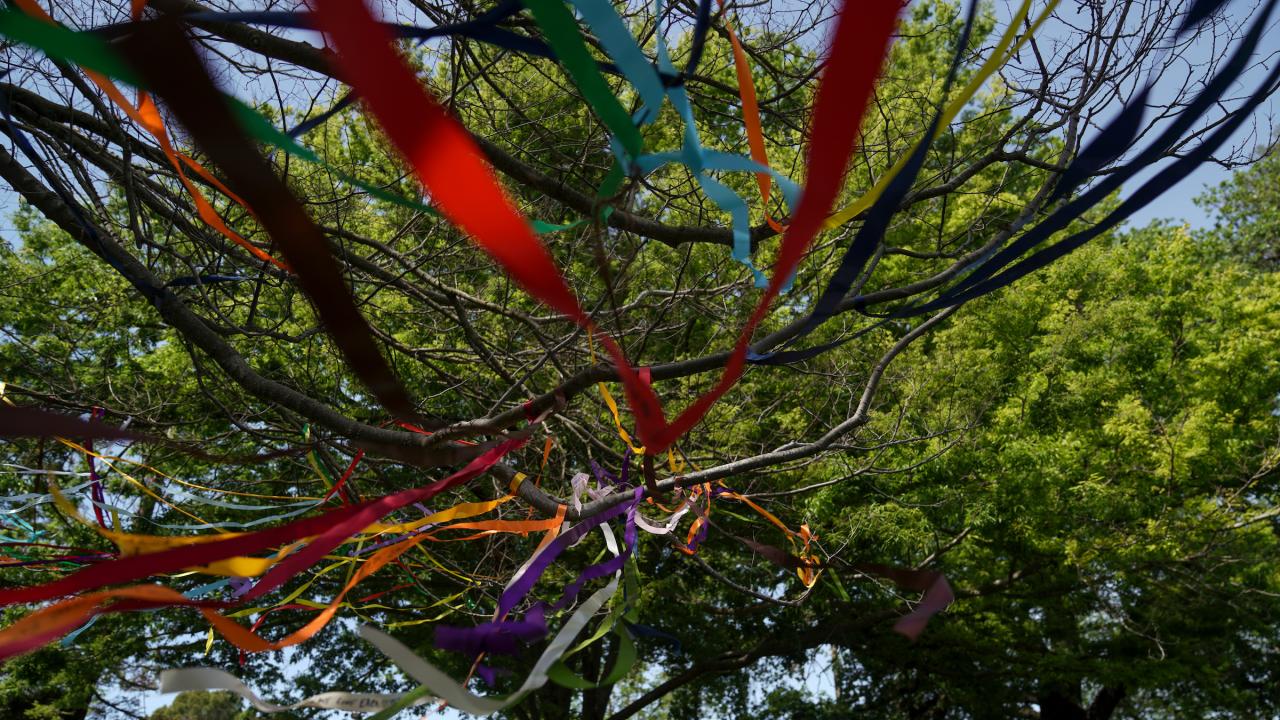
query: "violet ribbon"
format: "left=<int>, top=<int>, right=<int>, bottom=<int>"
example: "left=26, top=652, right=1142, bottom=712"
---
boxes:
left=496, top=496, right=632, bottom=619
left=435, top=487, right=643, bottom=657
left=549, top=487, right=641, bottom=612
left=434, top=605, right=547, bottom=656
left=474, top=664, right=511, bottom=688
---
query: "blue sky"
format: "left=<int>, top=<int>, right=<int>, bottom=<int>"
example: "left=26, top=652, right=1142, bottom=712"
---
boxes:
left=3, top=2, right=1277, bottom=245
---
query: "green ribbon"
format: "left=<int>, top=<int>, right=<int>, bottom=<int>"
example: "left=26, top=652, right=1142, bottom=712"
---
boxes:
left=0, top=10, right=139, bottom=83
left=518, top=0, right=643, bottom=160
left=0, top=9, right=580, bottom=234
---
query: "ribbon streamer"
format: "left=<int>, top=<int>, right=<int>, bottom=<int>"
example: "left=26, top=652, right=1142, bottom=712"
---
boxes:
left=306, top=0, right=900, bottom=456
left=111, top=17, right=422, bottom=421
left=159, top=667, right=434, bottom=714
left=821, top=0, right=1056, bottom=231
left=0, top=437, right=524, bottom=611
left=360, top=575, right=620, bottom=715
left=749, top=0, right=980, bottom=364
left=884, top=0, right=1279, bottom=318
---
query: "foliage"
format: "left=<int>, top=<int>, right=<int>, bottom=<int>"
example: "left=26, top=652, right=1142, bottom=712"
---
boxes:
left=813, top=225, right=1280, bottom=718
left=1197, top=137, right=1280, bottom=268
left=148, top=692, right=251, bottom=720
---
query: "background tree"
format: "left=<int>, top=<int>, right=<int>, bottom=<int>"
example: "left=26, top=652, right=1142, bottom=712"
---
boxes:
left=147, top=692, right=250, bottom=720
left=0, top=0, right=1277, bottom=719
left=1197, top=135, right=1280, bottom=268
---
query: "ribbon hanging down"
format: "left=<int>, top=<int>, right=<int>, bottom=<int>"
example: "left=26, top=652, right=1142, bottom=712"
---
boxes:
left=159, top=667, right=436, bottom=714
left=820, top=0, right=1056, bottom=232
left=161, top=524, right=626, bottom=717
left=0, top=0, right=894, bottom=452
left=0, top=436, right=526, bottom=624
left=308, top=0, right=903, bottom=455
left=361, top=560, right=622, bottom=715
left=109, top=17, right=421, bottom=422
left=749, top=0, right=981, bottom=365
left=436, top=489, right=642, bottom=656
left=859, top=0, right=1279, bottom=319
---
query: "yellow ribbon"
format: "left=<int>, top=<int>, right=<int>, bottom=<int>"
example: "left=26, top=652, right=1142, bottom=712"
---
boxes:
left=823, top=0, right=1058, bottom=231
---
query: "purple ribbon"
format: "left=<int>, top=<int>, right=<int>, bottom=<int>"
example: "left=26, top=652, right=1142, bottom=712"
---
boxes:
left=589, top=448, right=634, bottom=489
left=549, top=487, right=641, bottom=612
left=435, top=604, right=547, bottom=656
left=474, top=664, right=511, bottom=687
left=435, top=486, right=644, bottom=657
left=228, top=576, right=253, bottom=599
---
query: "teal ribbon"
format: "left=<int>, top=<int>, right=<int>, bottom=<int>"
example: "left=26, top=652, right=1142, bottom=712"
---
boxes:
left=570, top=0, right=801, bottom=288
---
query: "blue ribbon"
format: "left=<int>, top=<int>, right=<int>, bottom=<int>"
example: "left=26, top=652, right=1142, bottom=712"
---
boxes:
left=883, top=0, right=1279, bottom=318
left=747, top=0, right=979, bottom=363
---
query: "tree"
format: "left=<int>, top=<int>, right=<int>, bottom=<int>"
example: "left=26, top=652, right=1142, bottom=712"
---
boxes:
left=1197, top=135, right=1280, bottom=268
left=810, top=225, right=1280, bottom=719
left=0, top=0, right=1276, bottom=719
left=148, top=692, right=248, bottom=720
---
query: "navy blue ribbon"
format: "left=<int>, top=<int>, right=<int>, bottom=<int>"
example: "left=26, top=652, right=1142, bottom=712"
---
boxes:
left=748, top=0, right=979, bottom=365
left=899, top=58, right=1280, bottom=317
left=141, top=0, right=716, bottom=96
left=0, top=76, right=162, bottom=299
left=1178, top=0, right=1231, bottom=35
left=680, top=0, right=713, bottom=82
left=749, top=0, right=1276, bottom=356
left=879, top=0, right=1278, bottom=319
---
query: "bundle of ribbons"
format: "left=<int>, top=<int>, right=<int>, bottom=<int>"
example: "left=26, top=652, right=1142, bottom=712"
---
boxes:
left=0, top=0, right=1272, bottom=714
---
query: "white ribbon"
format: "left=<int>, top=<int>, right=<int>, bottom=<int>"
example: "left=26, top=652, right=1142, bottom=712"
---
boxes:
left=159, top=504, right=626, bottom=717
left=359, top=522, right=623, bottom=716
left=159, top=667, right=435, bottom=714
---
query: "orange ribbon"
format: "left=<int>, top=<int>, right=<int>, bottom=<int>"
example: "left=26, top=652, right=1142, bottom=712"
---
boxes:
left=11, top=0, right=285, bottom=269
left=717, top=0, right=787, bottom=233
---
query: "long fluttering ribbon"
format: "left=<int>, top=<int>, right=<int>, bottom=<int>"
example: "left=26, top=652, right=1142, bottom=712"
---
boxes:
left=158, top=667, right=436, bottom=714
left=306, top=0, right=901, bottom=457
left=110, top=17, right=422, bottom=421
left=0, top=437, right=524, bottom=611
left=361, top=564, right=621, bottom=714
left=862, top=0, right=1278, bottom=319
left=821, top=0, right=1057, bottom=232
left=0, top=0, right=897, bottom=454
left=749, top=0, right=980, bottom=364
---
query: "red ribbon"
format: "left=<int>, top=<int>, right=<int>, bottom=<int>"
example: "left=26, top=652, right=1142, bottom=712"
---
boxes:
left=0, top=438, right=524, bottom=611
left=322, top=449, right=364, bottom=505
left=307, top=0, right=902, bottom=454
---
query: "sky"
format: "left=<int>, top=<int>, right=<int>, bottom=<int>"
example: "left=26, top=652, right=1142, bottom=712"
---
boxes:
left=3, top=1, right=1277, bottom=247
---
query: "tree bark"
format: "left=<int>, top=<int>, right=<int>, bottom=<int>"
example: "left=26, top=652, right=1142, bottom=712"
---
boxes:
left=1038, top=685, right=1126, bottom=720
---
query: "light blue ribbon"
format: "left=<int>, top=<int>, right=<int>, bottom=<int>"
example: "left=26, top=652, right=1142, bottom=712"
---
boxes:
left=568, top=0, right=802, bottom=288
